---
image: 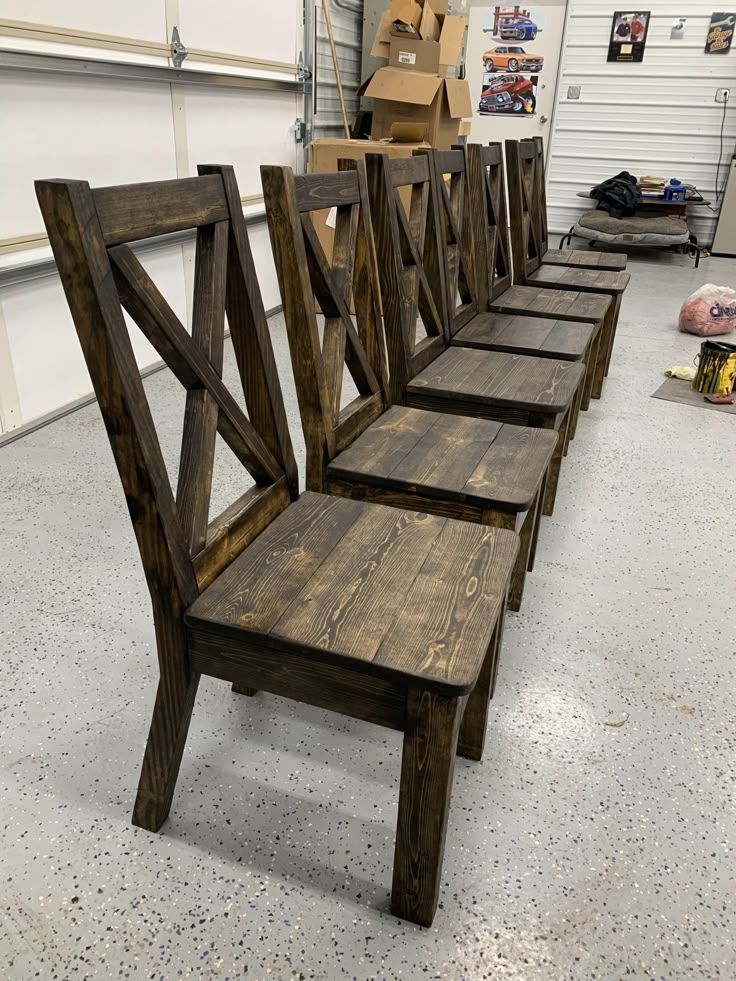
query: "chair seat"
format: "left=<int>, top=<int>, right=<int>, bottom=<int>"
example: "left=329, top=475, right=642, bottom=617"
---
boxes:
left=453, top=311, right=595, bottom=361
left=406, top=346, right=585, bottom=417
left=526, top=264, right=631, bottom=295
left=186, top=491, right=518, bottom=695
left=327, top=405, right=557, bottom=512
left=543, top=247, right=627, bottom=272
left=491, top=284, right=612, bottom=324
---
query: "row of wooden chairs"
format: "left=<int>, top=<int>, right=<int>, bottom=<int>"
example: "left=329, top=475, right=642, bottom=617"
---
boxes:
left=35, top=139, right=628, bottom=929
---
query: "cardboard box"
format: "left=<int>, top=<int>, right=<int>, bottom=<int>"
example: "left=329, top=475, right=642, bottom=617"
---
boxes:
left=370, top=9, right=394, bottom=59
left=308, top=138, right=431, bottom=264
left=389, top=0, right=422, bottom=31
left=437, top=15, right=467, bottom=66
left=389, top=36, right=441, bottom=74
left=359, top=68, right=472, bottom=150
left=388, top=15, right=467, bottom=74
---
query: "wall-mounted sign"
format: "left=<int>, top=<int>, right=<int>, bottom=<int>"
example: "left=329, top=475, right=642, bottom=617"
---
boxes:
left=705, top=12, right=735, bottom=53
left=607, top=10, right=650, bottom=62
left=670, top=17, right=687, bottom=39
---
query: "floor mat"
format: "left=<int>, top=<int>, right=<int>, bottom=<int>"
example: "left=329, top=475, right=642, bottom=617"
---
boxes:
left=651, top=376, right=736, bottom=414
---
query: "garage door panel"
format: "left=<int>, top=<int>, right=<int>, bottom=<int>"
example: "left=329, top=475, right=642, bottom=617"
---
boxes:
left=1, top=244, right=186, bottom=423
left=0, top=1, right=167, bottom=43
left=0, top=71, right=177, bottom=240
left=178, top=0, right=300, bottom=65
left=182, top=86, right=298, bottom=197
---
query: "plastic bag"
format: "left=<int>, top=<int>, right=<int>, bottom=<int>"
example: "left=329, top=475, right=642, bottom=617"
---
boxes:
left=679, top=284, right=736, bottom=337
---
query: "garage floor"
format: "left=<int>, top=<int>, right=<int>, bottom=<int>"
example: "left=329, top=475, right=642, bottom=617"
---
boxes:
left=1, top=255, right=734, bottom=980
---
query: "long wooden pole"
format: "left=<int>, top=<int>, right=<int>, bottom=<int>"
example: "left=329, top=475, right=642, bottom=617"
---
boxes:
left=321, top=0, right=351, bottom=139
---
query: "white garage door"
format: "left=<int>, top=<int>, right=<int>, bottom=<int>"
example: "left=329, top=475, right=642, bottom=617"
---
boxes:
left=0, top=1, right=303, bottom=433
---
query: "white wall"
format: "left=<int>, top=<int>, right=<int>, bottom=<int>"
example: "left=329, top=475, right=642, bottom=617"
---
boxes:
left=0, top=1, right=301, bottom=433
left=547, top=2, right=736, bottom=244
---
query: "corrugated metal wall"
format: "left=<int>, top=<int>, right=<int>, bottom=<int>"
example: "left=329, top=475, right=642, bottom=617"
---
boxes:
left=312, top=0, right=363, bottom=138
left=547, top=2, right=736, bottom=245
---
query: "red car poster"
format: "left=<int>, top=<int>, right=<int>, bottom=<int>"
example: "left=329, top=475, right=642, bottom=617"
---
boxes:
left=478, top=72, right=538, bottom=115
left=704, top=12, right=735, bottom=53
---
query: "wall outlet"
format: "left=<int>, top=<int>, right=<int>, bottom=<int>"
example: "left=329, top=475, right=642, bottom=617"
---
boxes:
left=715, top=88, right=730, bottom=103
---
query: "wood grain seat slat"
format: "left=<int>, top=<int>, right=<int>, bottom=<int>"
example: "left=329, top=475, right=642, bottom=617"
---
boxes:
left=186, top=491, right=518, bottom=695
left=455, top=311, right=594, bottom=360
left=326, top=405, right=557, bottom=511
left=407, top=347, right=585, bottom=416
left=543, top=247, right=628, bottom=271
left=490, top=284, right=612, bottom=323
left=526, top=264, right=631, bottom=295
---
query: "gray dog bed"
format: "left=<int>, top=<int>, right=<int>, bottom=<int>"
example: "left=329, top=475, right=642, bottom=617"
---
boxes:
left=560, top=209, right=699, bottom=265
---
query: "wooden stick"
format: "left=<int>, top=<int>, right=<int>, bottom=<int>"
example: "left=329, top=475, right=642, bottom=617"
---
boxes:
left=321, top=0, right=351, bottom=140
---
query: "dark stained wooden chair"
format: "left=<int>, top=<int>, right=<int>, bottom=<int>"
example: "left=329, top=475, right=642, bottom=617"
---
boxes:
left=36, top=165, right=519, bottom=928
left=505, top=139, right=631, bottom=386
left=524, top=136, right=628, bottom=273
left=448, top=143, right=600, bottom=418
left=364, top=149, right=584, bottom=518
left=260, top=161, right=555, bottom=612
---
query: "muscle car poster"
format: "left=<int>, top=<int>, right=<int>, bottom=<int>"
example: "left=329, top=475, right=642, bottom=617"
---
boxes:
left=476, top=7, right=544, bottom=117
left=478, top=72, right=539, bottom=115
left=608, top=11, right=650, bottom=62
left=704, top=12, right=735, bottom=53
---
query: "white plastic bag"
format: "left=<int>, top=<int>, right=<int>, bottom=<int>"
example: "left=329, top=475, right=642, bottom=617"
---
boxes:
left=679, top=284, right=736, bottom=337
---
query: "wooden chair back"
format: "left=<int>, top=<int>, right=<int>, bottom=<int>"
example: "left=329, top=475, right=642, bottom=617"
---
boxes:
left=465, top=142, right=513, bottom=309
left=364, top=152, right=447, bottom=403
left=261, top=162, right=389, bottom=490
left=35, top=167, right=298, bottom=627
left=505, top=138, right=543, bottom=281
left=424, top=148, right=480, bottom=340
left=524, top=136, right=549, bottom=257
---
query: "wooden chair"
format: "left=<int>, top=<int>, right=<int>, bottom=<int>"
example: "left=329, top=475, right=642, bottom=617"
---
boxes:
left=524, top=136, right=628, bottom=273
left=363, top=150, right=584, bottom=519
left=447, top=143, right=600, bottom=418
left=505, top=139, right=630, bottom=386
left=260, top=161, right=555, bottom=612
left=36, top=165, right=519, bottom=928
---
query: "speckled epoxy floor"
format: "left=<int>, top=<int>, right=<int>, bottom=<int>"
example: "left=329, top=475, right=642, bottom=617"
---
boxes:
left=2, top=254, right=735, bottom=980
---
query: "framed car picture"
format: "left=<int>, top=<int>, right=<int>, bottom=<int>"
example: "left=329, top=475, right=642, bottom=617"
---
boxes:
left=608, top=11, right=650, bottom=62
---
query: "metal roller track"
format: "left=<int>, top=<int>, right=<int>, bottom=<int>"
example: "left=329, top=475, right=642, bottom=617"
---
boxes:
left=0, top=48, right=301, bottom=93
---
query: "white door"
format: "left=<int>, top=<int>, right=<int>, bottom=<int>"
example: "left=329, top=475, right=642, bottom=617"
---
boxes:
left=466, top=0, right=568, bottom=147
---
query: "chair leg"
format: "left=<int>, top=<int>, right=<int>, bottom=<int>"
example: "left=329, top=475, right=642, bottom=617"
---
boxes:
left=583, top=327, right=603, bottom=406
left=568, top=371, right=584, bottom=441
left=603, top=294, right=623, bottom=378
left=457, top=605, right=506, bottom=761
left=391, top=686, right=464, bottom=927
left=483, top=509, right=528, bottom=613
left=527, top=476, right=546, bottom=572
left=132, top=670, right=200, bottom=833
left=232, top=683, right=259, bottom=696
left=508, top=507, right=536, bottom=611
left=542, top=412, right=569, bottom=517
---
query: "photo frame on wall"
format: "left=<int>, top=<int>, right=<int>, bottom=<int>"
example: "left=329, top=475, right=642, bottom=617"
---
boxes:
left=608, top=10, right=650, bottom=62
left=704, top=12, right=735, bottom=53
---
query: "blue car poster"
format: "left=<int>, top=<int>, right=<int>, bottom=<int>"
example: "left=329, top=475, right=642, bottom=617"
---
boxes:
left=704, top=12, right=735, bottom=53
left=477, top=7, right=544, bottom=117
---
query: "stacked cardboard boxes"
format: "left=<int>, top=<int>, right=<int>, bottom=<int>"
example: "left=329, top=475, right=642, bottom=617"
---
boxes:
left=358, top=0, right=471, bottom=149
